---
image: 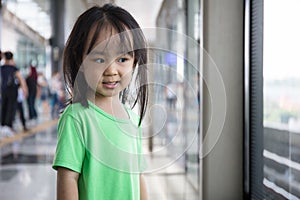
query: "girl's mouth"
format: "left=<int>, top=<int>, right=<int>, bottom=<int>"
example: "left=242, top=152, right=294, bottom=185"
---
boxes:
left=102, top=81, right=119, bottom=89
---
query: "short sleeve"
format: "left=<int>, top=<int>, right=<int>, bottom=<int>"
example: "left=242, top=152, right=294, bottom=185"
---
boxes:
left=52, top=114, right=85, bottom=173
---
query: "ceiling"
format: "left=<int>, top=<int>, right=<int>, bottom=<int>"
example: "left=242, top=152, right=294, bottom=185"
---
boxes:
left=4, top=0, right=51, bottom=39
left=4, top=0, right=164, bottom=41
left=81, top=0, right=164, bottom=28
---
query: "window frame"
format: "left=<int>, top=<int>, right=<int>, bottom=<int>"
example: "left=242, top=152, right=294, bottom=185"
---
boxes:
left=244, top=0, right=264, bottom=198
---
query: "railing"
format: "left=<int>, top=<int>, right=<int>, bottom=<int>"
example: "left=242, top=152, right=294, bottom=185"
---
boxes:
left=264, top=126, right=300, bottom=199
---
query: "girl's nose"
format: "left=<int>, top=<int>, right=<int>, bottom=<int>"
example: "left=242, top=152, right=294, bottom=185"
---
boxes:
left=104, top=62, right=118, bottom=76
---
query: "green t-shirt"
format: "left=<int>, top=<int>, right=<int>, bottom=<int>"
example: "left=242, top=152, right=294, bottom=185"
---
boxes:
left=53, top=101, right=145, bottom=200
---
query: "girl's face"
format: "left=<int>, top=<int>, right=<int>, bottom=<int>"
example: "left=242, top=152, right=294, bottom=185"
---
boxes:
left=82, top=29, right=134, bottom=100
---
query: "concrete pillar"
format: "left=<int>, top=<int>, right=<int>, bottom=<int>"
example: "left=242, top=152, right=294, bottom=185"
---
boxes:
left=201, top=0, right=244, bottom=199
left=50, top=0, right=65, bottom=73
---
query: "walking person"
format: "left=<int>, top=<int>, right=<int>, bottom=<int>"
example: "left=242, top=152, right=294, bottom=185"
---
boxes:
left=49, top=70, right=63, bottom=119
left=165, top=82, right=177, bottom=110
left=26, top=64, right=38, bottom=124
left=52, top=4, right=149, bottom=200
left=0, top=51, right=27, bottom=136
left=37, top=72, right=50, bottom=117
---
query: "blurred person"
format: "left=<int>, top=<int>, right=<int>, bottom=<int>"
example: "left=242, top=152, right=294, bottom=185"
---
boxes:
left=37, top=72, right=50, bottom=117
left=26, top=64, right=38, bottom=123
left=165, top=82, right=177, bottom=110
left=49, top=70, right=63, bottom=119
left=0, top=51, right=28, bottom=136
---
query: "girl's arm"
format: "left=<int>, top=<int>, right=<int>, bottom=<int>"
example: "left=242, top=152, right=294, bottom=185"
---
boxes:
left=140, top=174, right=148, bottom=200
left=57, top=167, right=80, bottom=200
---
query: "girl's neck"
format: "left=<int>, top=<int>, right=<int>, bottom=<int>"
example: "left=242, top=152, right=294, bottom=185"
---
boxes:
left=87, top=91, right=129, bottom=119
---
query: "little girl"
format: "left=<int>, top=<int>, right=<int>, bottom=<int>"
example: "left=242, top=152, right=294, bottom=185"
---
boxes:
left=52, top=4, right=148, bottom=200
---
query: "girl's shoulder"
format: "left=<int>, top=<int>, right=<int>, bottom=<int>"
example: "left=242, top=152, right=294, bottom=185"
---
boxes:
left=60, top=102, right=88, bottom=118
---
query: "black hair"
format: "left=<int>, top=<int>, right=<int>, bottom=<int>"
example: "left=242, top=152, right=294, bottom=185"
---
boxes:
left=4, top=51, right=13, bottom=60
left=63, top=4, right=148, bottom=126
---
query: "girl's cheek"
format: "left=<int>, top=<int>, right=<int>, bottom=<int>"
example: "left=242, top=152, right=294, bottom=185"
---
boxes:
left=86, top=75, right=98, bottom=90
left=83, top=67, right=101, bottom=90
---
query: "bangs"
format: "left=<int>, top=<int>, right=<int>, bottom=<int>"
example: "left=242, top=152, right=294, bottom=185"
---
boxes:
left=86, top=21, right=135, bottom=57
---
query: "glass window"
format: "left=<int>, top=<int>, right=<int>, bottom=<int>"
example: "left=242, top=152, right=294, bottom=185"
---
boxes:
left=263, top=0, right=300, bottom=199
left=246, top=0, right=300, bottom=198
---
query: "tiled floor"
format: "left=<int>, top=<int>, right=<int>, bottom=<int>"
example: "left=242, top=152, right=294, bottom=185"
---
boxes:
left=0, top=119, right=199, bottom=200
left=0, top=124, right=57, bottom=200
left=144, top=154, right=199, bottom=200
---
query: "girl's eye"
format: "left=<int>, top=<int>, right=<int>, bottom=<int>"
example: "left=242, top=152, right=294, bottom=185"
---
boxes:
left=118, top=57, right=128, bottom=63
left=95, top=58, right=105, bottom=63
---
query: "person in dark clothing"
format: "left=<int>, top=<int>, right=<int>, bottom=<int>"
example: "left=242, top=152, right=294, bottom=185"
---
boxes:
left=26, top=65, right=38, bottom=121
left=0, top=51, right=28, bottom=134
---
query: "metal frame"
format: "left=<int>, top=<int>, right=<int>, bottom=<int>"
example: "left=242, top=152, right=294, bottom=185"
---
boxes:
left=244, top=0, right=264, bottom=198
